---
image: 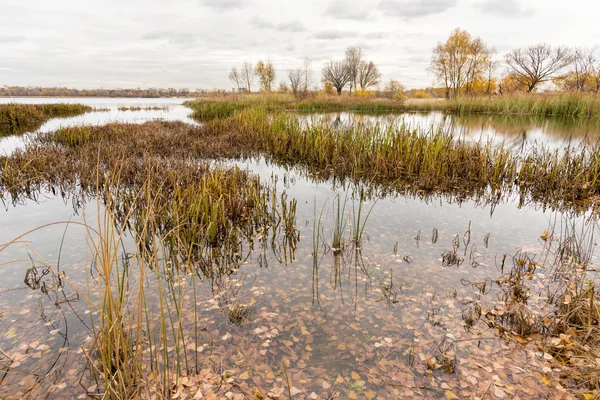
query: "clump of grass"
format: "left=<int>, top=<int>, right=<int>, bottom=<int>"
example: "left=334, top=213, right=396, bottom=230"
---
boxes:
left=0, top=103, right=92, bottom=136
left=222, top=107, right=600, bottom=207
left=352, top=190, right=375, bottom=247
left=183, top=100, right=245, bottom=121
left=227, top=303, right=254, bottom=326
left=331, top=193, right=348, bottom=254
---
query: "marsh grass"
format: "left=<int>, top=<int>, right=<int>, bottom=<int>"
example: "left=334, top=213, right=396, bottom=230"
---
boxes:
left=202, top=107, right=600, bottom=208
left=188, top=93, right=600, bottom=118
left=185, top=96, right=408, bottom=116
left=403, top=93, right=600, bottom=118
left=0, top=103, right=92, bottom=136
left=183, top=100, right=245, bottom=121
left=5, top=109, right=600, bottom=212
left=331, top=193, right=348, bottom=254
left=352, top=190, right=375, bottom=248
left=0, top=134, right=299, bottom=398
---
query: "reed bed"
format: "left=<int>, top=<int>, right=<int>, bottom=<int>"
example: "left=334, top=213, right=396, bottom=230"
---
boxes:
left=1, top=140, right=293, bottom=263
left=187, top=93, right=600, bottom=118
left=0, top=103, right=92, bottom=136
left=203, top=107, right=600, bottom=208
left=185, top=96, right=408, bottom=115
left=6, top=110, right=600, bottom=209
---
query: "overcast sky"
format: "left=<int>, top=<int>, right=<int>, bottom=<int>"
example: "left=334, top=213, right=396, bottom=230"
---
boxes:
left=1, top=0, right=599, bottom=90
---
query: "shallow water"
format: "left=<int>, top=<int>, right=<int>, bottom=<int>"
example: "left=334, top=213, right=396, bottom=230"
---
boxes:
left=1, top=156, right=593, bottom=398
left=0, top=97, right=197, bottom=154
left=0, top=98, right=597, bottom=398
left=300, top=112, right=600, bottom=152
left=3, top=98, right=600, bottom=156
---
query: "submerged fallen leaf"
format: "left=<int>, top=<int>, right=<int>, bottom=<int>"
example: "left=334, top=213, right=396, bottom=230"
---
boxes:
left=445, top=390, right=458, bottom=399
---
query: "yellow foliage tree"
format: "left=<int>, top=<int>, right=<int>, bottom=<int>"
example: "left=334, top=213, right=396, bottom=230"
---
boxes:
left=429, top=28, right=495, bottom=98
left=255, top=60, right=276, bottom=92
left=323, top=82, right=335, bottom=95
left=499, top=73, right=529, bottom=94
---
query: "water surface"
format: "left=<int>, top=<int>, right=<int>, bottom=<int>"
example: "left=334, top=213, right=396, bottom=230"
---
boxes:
left=0, top=98, right=595, bottom=398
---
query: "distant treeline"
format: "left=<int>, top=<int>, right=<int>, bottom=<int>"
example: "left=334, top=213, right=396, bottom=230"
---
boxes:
left=0, top=86, right=213, bottom=98
left=0, top=85, right=449, bottom=100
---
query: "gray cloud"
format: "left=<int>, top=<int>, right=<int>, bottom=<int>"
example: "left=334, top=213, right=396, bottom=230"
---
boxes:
left=1, top=0, right=597, bottom=90
left=249, top=16, right=306, bottom=32
left=199, top=0, right=250, bottom=9
left=312, top=30, right=360, bottom=40
left=377, top=0, right=457, bottom=18
left=476, top=0, right=535, bottom=17
left=324, top=0, right=371, bottom=21
left=0, top=35, right=26, bottom=43
left=140, top=31, right=199, bottom=48
left=364, top=32, right=389, bottom=40
left=406, top=53, right=429, bottom=63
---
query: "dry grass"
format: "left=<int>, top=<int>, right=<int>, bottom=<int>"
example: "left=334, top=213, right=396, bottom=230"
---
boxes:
left=0, top=103, right=92, bottom=136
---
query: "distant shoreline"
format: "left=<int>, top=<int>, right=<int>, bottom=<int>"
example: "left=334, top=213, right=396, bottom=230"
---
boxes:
left=0, top=96, right=193, bottom=99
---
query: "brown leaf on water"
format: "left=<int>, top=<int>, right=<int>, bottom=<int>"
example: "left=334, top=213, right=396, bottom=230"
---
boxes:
left=445, top=390, right=458, bottom=399
left=493, top=386, right=506, bottom=398
left=289, top=386, right=302, bottom=396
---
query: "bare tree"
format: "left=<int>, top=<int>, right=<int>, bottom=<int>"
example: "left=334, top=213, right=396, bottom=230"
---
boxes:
left=302, top=58, right=313, bottom=93
left=485, top=57, right=498, bottom=95
left=277, top=81, right=289, bottom=93
left=572, top=47, right=597, bottom=91
left=430, top=43, right=451, bottom=98
left=345, top=47, right=363, bottom=95
left=357, top=61, right=381, bottom=90
left=504, top=44, right=573, bottom=92
left=241, top=61, right=254, bottom=93
left=288, top=67, right=304, bottom=97
left=229, top=67, right=241, bottom=91
left=322, top=61, right=351, bottom=95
